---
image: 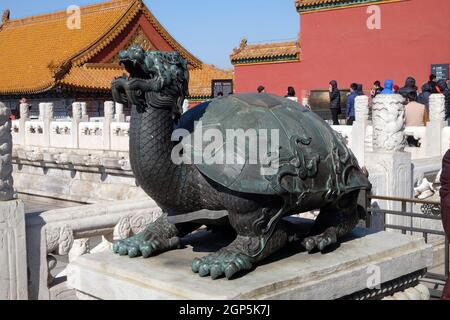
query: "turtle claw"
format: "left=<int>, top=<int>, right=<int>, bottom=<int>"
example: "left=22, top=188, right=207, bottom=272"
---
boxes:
left=192, top=250, right=253, bottom=280
left=112, top=229, right=180, bottom=259
left=302, top=227, right=338, bottom=253
left=192, top=258, right=202, bottom=273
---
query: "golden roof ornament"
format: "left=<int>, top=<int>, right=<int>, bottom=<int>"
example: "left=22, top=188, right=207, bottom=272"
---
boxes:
left=240, top=37, right=248, bottom=50
left=2, top=9, right=10, bottom=25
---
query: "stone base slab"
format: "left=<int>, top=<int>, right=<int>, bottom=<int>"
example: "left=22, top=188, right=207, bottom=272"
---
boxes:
left=67, top=227, right=433, bottom=300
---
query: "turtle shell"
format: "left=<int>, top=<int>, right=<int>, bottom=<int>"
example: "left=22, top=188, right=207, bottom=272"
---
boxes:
left=184, top=93, right=370, bottom=198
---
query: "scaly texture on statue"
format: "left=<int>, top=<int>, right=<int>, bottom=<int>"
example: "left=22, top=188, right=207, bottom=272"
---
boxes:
left=372, top=94, right=406, bottom=152
left=0, top=102, right=14, bottom=201
left=111, top=45, right=372, bottom=280
left=429, top=94, right=446, bottom=122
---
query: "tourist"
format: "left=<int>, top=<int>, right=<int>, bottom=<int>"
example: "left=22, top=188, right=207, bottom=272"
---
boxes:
left=398, top=76, right=418, bottom=98
left=393, top=85, right=400, bottom=93
left=381, top=80, right=394, bottom=94
left=356, top=83, right=364, bottom=96
left=418, top=83, right=433, bottom=113
left=329, top=80, right=341, bottom=125
left=346, top=83, right=358, bottom=126
left=371, top=80, right=384, bottom=98
left=285, top=86, right=298, bottom=102
left=440, top=149, right=450, bottom=300
left=427, top=74, right=439, bottom=94
left=9, top=111, right=17, bottom=120
left=405, top=91, right=428, bottom=127
left=437, top=79, right=450, bottom=125
left=257, top=85, right=265, bottom=93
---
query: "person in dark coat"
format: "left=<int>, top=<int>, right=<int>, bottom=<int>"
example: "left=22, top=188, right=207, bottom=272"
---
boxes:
left=346, top=83, right=358, bottom=126
left=437, top=79, right=450, bottom=125
left=418, top=83, right=433, bottom=113
left=398, top=76, right=418, bottom=98
left=329, top=80, right=341, bottom=125
left=428, top=74, right=439, bottom=94
left=356, top=84, right=364, bottom=96
left=440, top=149, right=450, bottom=300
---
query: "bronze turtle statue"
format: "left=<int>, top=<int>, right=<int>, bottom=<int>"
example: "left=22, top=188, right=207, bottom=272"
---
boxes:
left=111, top=45, right=372, bottom=280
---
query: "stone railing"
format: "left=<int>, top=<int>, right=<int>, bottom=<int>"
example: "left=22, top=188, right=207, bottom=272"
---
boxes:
left=12, top=101, right=129, bottom=152
left=10, top=101, right=138, bottom=203
left=26, top=198, right=163, bottom=300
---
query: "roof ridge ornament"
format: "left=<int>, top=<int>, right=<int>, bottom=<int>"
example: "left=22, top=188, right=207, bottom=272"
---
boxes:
left=240, top=37, right=248, bottom=50
left=2, top=9, right=10, bottom=25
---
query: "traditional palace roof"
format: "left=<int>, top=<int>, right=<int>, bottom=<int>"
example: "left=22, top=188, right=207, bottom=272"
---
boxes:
left=230, top=38, right=300, bottom=65
left=189, top=65, right=234, bottom=98
left=0, top=0, right=231, bottom=99
left=296, top=0, right=405, bottom=13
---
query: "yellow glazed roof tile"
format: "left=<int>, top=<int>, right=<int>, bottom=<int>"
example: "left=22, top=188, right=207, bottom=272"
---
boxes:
left=61, top=63, right=233, bottom=98
left=0, top=0, right=205, bottom=95
left=0, top=0, right=135, bottom=94
left=230, top=39, right=300, bottom=64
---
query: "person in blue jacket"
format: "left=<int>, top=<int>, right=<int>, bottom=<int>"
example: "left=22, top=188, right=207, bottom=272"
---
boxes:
left=381, top=80, right=394, bottom=94
left=346, top=83, right=358, bottom=126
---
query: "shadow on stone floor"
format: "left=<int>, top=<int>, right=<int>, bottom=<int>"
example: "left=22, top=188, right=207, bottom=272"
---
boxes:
left=182, top=217, right=377, bottom=280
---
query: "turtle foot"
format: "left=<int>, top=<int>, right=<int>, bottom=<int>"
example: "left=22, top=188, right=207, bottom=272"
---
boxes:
left=191, top=237, right=255, bottom=280
left=113, top=215, right=181, bottom=258
left=113, top=231, right=181, bottom=258
left=302, top=227, right=338, bottom=253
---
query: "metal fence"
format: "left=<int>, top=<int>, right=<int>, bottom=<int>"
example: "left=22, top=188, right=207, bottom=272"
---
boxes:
left=366, top=194, right=449, bottom=284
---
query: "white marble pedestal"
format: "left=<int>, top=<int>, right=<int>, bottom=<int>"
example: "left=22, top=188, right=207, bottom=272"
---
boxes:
left=67, top=228, right=433, bottom=300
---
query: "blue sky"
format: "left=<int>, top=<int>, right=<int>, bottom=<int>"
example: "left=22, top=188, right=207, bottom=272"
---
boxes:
left=0, top=0, right=299, bottom=68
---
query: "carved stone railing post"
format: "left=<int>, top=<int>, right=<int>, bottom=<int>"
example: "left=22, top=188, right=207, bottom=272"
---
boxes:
left=18, top=102, right=30, bottom=146
left=352, top=95, right=369, bottom=166
left=103, top=101, right=115, bottom=150
left=0, top=102, right=27, bottom=300
left=71, top=102, right=82, bottom=149
left=426, top=94, right=446, bottom=158
left=115, top=103, right=125, bottom=122
left=80, top=102, right=88, bottom=122
left=43, top=103, right=54, bottom=147
left=366, top=94, right=412, bottom=226
left=372, top=94, right=406, bottom=152
left=38, top=103, right=45, bottom=121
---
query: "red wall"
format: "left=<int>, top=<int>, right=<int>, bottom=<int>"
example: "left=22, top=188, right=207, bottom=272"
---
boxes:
left=234, top=61, right=302, bottom=97
left=234, top=0, right=450, bottom=98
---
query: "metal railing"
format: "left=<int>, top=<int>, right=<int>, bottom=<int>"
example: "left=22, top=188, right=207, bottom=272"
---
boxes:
left=366, top=194, right=449, bottom=283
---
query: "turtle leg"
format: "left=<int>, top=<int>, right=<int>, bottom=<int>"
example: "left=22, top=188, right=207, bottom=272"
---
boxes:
left=192, top=206, right=295, bottom=280
left=302, top=190, right=360, bottom=253
left=113, top=214, right=200, bottom=258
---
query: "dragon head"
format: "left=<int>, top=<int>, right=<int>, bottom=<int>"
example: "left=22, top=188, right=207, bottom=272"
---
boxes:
left=112, top=45, right=189, bottom=117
